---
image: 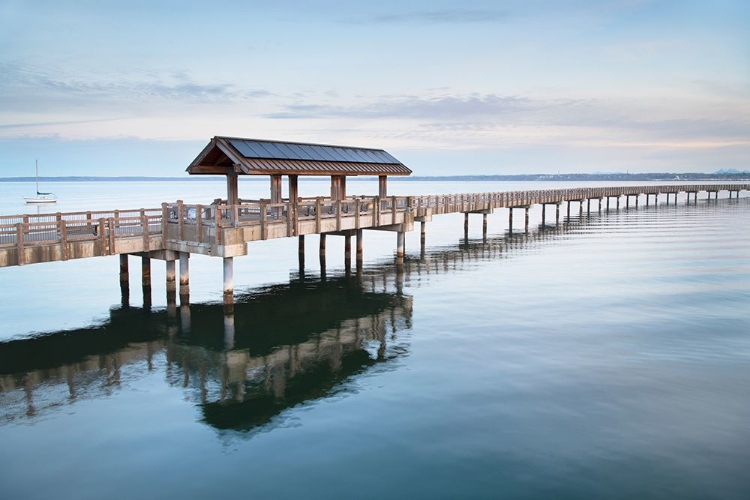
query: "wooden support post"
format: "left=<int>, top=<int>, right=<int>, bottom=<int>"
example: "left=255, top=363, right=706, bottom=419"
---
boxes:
left=98, top=218, right=106, bottom=255
left=617, top=197, right=620, bottom=210
left=108, top=217, right=116, bottom=254
left=166, top=259, right=176, bottom=292
left=120, top=254, right=129, bottom=284
left=142, top=255, right=151, bottom=287
left=16, top=223, right=25, bottom=266
left=379, top=175, right=387, bottom=198
left=607, top=197, right=610, bottom=210
left=636, top=195, right=639, bottom=208
left=396, top=230, right=405, bottom=264
left=420, top=221, right=426, bottom=249
left=598, top=199, right=601, bottom=214
left=177, top=201, right=184, bottom=240
left=345, top=232, right=352, bottom=264
left=223, top=257, right=234, bottom=311
left=482, top=213, right=488, bottom=238
left=542, top=204, right=546, bottom=224
left=319, top=233, right=326, bottom=259
left=579, top=202, right=583, bottom=218
left=508, top=208, right=513, bottom=233
left=524, top=207, right=529, bottom=233
left=556, top=203, right=561, bottom=225
left=298, top=235, right=305, bottom=270
left=567, top=201, right=571, bottom=219
left=179, top=252, right=190, bottom=304
left=356, top=229, right=364, bottom=268
left=59, top=219, right=68, bottom=261
left=464, top=212, right=469, bottom=234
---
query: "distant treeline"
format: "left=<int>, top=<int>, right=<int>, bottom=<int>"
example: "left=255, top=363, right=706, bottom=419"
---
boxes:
left=1, top=173, right=749, bottom=182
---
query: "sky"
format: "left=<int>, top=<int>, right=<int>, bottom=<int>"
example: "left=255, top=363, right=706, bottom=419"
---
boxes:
left=0, top=0, right=748, bottom=177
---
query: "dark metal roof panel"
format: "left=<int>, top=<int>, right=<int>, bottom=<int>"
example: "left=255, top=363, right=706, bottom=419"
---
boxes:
left=226, top=138, right=406, bottom=167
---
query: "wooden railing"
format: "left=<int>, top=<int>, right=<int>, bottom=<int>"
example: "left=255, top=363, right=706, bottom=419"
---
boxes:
left=2, top=185, right=749, bottom=262
left=1, top=208, right=162, bottom=265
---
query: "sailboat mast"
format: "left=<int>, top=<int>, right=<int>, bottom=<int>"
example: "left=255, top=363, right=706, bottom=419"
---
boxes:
left=36, top=159, right=39, bottom=194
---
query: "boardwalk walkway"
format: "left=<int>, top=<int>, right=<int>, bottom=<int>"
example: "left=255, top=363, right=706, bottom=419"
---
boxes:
left=1, top=184, right=748, bottom=269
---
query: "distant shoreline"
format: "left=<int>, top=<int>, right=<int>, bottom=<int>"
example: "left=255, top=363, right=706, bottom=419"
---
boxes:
left=1, top=173, right=749, bottom=182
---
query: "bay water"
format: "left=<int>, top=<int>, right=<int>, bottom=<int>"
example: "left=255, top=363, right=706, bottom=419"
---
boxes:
left=0, top=180, right=748, bottom=499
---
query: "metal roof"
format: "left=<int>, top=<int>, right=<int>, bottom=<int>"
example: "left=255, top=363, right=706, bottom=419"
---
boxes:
left=187, top=136, right=412, bottom=176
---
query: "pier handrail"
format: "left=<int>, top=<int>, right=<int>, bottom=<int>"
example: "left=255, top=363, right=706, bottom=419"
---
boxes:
left=3, top=184, right=749, bottom=266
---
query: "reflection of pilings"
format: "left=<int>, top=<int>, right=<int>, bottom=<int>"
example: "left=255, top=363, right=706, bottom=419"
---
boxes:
left=143, top=285, right=151, bottom=310
left=224, top=313, right=235, bottom=350
left=344, top=233, right=352, bottom=271
left=181, top=304, right=191, bottom=334
left=356, top=229, right=363, bottom=271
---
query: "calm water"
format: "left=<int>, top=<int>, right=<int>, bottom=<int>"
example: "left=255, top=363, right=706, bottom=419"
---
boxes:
left=1, top=180, right=749, bottom=499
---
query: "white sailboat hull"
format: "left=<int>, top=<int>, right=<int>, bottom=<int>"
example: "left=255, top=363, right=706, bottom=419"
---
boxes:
left=24, top=195, right=57, bottom=204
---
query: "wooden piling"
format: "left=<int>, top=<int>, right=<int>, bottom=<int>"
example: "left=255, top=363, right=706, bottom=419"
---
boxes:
left=508, top=208, right=513, bottom=233
left=396, top=231, right=405, bottom=264
left=223, top=257, right=233, bottom=309
left=166, top=259, right=176, bottom=292
left=356, top=229, right=363, bottom=266
left=525, top=207, right=529, bottom=233
left=119, top=254, right=129, bottom=284
left=141, top=255, right=151, bottom=287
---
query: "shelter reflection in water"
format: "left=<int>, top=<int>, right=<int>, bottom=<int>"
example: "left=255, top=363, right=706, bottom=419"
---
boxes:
left=0, top=274, right=413, bottom=433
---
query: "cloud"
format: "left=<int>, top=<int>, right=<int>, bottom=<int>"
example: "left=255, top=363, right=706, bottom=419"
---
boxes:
left=0, top=60, right=272, bottom=106
left=265, top=93, right=542, bottom=120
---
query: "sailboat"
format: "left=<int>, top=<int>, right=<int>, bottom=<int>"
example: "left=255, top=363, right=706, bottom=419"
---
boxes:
left=24, top=159, right=56, bottom=204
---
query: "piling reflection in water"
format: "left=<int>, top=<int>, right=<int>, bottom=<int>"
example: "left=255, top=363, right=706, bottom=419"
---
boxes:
left=0, top=276, right=413, bottom=432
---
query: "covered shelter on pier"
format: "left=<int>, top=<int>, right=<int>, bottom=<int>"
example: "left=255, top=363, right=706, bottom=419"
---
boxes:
left=186, top=136, right=412, bottom=204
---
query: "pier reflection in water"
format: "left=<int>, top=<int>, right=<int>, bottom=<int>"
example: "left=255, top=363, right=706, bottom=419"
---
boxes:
left=0, top=212, right=579, bottom=433
left=0, top=275, right=413, bottom=433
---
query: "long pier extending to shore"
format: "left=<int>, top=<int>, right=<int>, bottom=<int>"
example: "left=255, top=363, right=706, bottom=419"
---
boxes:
left=1, top=183, right=749, bottom=305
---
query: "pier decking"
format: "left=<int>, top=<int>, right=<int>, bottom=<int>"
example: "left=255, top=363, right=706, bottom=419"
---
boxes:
left=1, top=184, right=747, bottom=269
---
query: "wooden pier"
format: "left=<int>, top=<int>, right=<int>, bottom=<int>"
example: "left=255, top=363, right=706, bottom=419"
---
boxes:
left=1, top=137, right=749, bottom=305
